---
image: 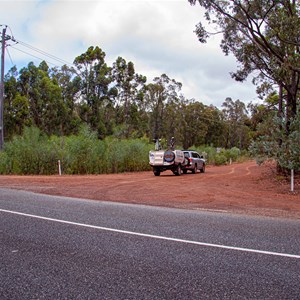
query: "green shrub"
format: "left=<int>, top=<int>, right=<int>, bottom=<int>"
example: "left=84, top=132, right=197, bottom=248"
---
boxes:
left=0, top=126, right=248, bottom=175
left=186, top=145, right=245, bottom=165
left=64, top=125, right=102, bottom=174
left=214, top=153, right=228, bottom=166
left=4, top=127, right=57, bottom=174
left=105, top=138, right=151, bottom=173
left=0, top=151, right=9, bottom=174
left=229, top=147, right=241, bottom=161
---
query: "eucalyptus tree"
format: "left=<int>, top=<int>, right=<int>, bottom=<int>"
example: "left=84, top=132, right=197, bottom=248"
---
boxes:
left=4, top=66, right=31, bottom=138
left=51, top=65, right=82, bottom=135
left=18, top=62, right=39, bottom=126
left=144, top=82, right=164, bottom=140
left=202, top=105, right=225, bottom=147
left=144, top=74, right=182, bottom=141
left=179, top=100, right=210, bottom=149
left=250, top=109, right=300, bottom=171
left=4, top=66, right=18, bottom=102
left=73, top=46, right=116, bottom=138
left=17, top=61, right=68, bottom=136
left=222, top=98, right=251, bottom=149
left=247, top=92, right=279, bottom=138
left=6, top=93, right=31, bottom=137
left=112, top=56, right=147, bottom=137
left=188, top=0, right=300, bottom=126
left=162, top=96, right=185, bottom=145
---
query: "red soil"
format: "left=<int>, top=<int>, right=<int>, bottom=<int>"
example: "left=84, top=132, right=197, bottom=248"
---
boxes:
left=1, top=161, right=299, bottom=218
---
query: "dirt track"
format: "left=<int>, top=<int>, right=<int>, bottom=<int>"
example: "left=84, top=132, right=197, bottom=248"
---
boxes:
left=1, top=161, right=300, bottom=218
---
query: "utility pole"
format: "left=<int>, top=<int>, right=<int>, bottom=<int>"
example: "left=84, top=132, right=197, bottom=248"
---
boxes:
left=0, top=26, right=7, bottom=150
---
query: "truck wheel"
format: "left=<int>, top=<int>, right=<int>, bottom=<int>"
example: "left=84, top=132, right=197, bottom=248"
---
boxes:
left=192, top=164, right=197, bottom=174
left=200, top=164, right=205, bottom=173
left=175, top=164, right=182, bottom=176
left=153, top=168, right=160, bottom=176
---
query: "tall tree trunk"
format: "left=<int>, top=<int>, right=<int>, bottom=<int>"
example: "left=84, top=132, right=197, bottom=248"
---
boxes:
left=277, top=84, right=283, bottom=173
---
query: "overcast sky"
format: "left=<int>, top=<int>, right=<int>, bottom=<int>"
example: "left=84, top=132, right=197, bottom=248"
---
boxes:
left=1, top=0, right=258, bottom=108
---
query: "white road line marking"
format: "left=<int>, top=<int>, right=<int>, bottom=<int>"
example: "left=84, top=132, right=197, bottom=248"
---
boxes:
left=1, top=208, right=300, bottom=259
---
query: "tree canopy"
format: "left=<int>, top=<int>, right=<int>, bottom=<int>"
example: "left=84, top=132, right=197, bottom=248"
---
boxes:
left=3, top=37, right=300, bottom=173
left=3, top=46, right=256, bottom=151
left=189, top=0, right=300, bottom=170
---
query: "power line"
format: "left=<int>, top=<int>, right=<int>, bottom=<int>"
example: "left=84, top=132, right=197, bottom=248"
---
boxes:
left=10, top=45, right=63, bottom=67
left=12, top=37, right=73, bottom=66
left=2, top=24, right=73, bottom=68
left=6, top=46, right=14, bottom=67
left=1, top=24, right=74, bottom=68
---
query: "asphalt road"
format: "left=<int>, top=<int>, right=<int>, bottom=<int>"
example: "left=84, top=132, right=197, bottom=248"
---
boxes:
left=0, top=188, right=300, bottom=300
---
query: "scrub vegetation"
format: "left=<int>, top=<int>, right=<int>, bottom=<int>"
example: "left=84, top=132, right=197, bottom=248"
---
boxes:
left=2, top=0, right=300, bottom=173
left=0, top=125, right=246, bottom=175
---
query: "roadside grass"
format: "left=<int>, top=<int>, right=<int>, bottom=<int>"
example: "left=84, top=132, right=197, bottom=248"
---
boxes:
left=0, top=126, right=247, bottom=175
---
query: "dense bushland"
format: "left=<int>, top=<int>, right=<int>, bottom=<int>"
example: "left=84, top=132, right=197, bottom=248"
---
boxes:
left=3, top=49, right=255, bottom=152
left=0, top=126, right=153, bottom=175
left=3, top=41, right=300, bottom=173
left=0, top=126, right=246, bottom=175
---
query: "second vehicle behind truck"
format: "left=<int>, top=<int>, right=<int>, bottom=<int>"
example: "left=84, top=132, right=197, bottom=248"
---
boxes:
left=149, top=138, right=205, bottom=176
left=182, top=150, right=206, bottom=174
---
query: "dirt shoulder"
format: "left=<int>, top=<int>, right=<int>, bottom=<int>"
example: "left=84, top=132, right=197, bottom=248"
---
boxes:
left=1, top=161, right=300, bottom=219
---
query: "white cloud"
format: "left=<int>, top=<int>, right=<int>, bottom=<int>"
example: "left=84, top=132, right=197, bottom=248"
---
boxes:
left=1, top=0, right=258, bottom=107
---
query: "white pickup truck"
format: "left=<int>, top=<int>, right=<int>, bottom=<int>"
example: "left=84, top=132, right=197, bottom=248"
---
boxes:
left=149, top=138, right=187, bottom=176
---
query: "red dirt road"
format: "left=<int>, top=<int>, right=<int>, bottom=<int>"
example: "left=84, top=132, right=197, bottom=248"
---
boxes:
left=1, top=161, right=300, bottom=218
